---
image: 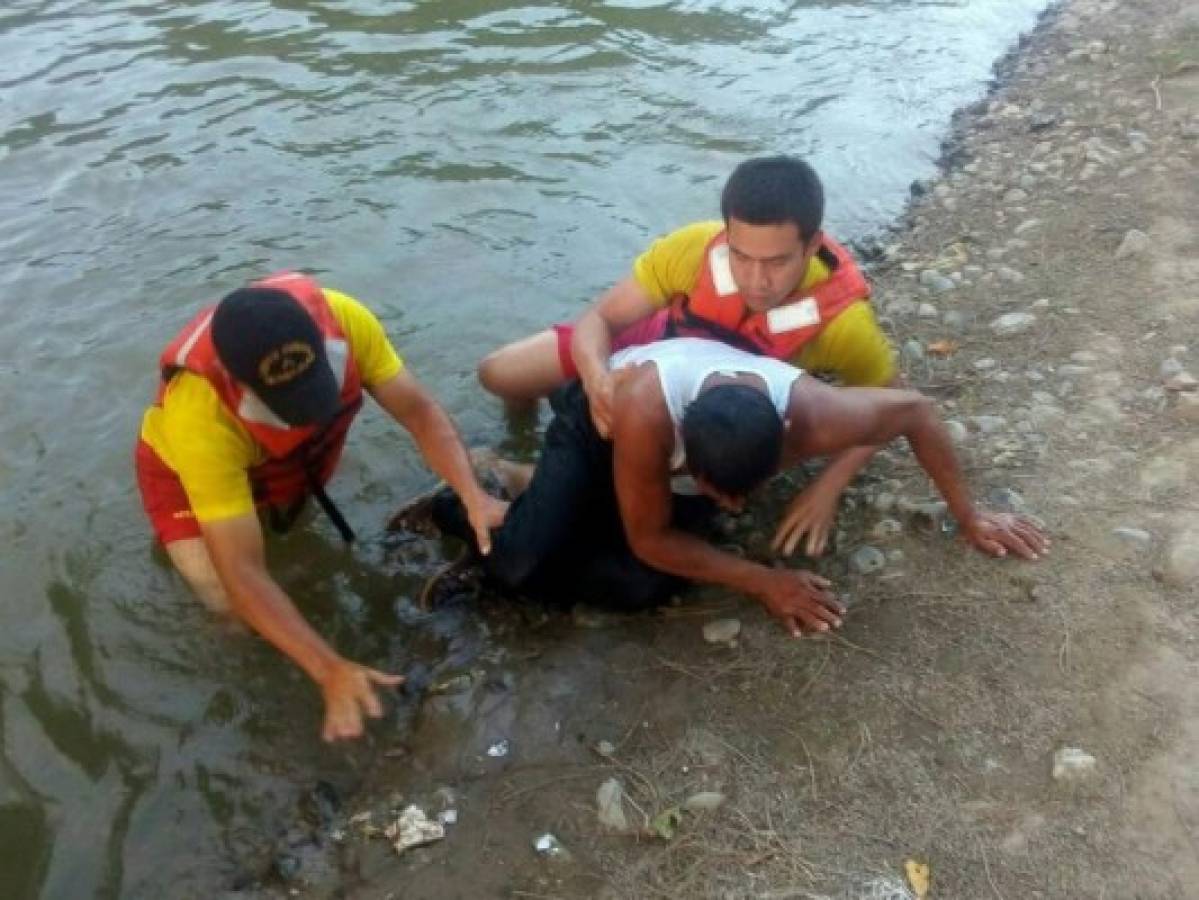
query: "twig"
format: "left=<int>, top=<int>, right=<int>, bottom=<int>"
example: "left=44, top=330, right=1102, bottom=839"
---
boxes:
left=981, top=841, right=1006, bottom=900
left=886, top=688, right=951, bottom=731
left=826, top=633, right=889, bottom=663
left=1150, top=74, right=1163, bottom=111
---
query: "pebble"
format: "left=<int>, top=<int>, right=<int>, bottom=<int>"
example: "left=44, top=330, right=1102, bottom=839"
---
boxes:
left=1030, top=297, right=1051, bottom=310
left=902, top=339, right=925, bottom=363
left=1164, top=526, right=1199, bottom=587
left=387, top=806, right=446, bottom=854
left=1004, top=188, right=1029, bottom=203
left=974, top=358, right=998, bottom=371
left=1053, top=748, right=1098, bottom=781
left=849, top=546, right=886, bottom=576
left=1114, top=229, right=1151, bottom=259
left=919, top=269, right=957, bottom=293
left=945, top=419, right=969, bottom=443
left=988, top=487, right=1027, bottom=514
left=683, top=792, right=726, bottom=812
left=887, top=298, right=918, bottom=317
left=1058, top=365, right=1092, bottom=377
left=702, top=618, right=742, bottom=645
left=1015, top=218, right=1042, bottom=234
left=972, top=415, right=1008, bottom=434
left=1160, top=358, right=1184, bottom=378
left=1112, top=527, right=1151, bottom=548
left=534, top=833, right=572, bottom=861
left=1175, top=393, right=1199, bottom=424
left=871, top=518, right=903, bottom=540
left=1071, top=350, right=1100, bottom=363
left=916, top=302, right=940, bottom=319
left=1165, top=372, right=1197, bottom=392
left=991, top=312, right=1037, bottom=336
left=943, top=309, right=967, bottom=330
left=873, top=492, right=896, bottom=513
left=1028, top=404, right=1065, bottom=427
left=596, top=778, right=629, bottom=831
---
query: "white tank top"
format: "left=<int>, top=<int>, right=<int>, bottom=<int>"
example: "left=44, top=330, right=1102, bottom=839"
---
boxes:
left=609, top=337, right=803, bottom=470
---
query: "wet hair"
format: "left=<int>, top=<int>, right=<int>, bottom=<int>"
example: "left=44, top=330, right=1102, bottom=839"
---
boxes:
left=682, top=384, right=783, bottom=497
left=720, top=155, right=825, bottom=241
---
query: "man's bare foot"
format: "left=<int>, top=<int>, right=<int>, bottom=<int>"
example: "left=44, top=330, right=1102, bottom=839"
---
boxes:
left=469, top=447, right=535, bottom=499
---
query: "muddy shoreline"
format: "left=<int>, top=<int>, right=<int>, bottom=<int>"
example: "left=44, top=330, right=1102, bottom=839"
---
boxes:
left=243, top=0, right=1199, bottom=896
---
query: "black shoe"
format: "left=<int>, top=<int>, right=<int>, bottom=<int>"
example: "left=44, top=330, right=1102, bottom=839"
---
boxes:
left=430, top=487, right=478, bottom=551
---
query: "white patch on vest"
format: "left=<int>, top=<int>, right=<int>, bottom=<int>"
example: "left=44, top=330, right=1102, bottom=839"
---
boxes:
left=238, top=390, right=290, bottom=429
left=175, top=310, right=215, bottom=367
left=708, top=244, right=738, bottom=296
left=326, top=337, right=349, bottom=389
left=766, top=298, right=821, bottom=334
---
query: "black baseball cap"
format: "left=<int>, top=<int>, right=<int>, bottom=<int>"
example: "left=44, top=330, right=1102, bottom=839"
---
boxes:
left=211, top=287, right=340, bottom=426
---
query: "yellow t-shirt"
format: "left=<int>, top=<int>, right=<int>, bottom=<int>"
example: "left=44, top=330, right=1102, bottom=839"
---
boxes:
left=139, top=289, right=404, bottom=523
left=631, top=220, right=895, bottom=387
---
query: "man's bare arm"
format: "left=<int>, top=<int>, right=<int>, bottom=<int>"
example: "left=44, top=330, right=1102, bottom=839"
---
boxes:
left=785, top=380, right=1048, bottom=559
left=370, top=370, right=507, bottom=553
left=201, top=514, right=401, bottom=741
left=571, top=277, right=660, bottom=436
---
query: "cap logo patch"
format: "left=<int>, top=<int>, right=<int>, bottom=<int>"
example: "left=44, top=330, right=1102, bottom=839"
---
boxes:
left=259, top=341, right=316, bottom=386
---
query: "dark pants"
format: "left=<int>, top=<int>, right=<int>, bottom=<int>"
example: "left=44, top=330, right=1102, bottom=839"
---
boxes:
left=437, top=383, right=714, bottom=611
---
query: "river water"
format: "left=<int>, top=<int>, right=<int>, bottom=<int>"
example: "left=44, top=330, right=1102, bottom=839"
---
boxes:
left=0, top=1, right=1047, bottom=896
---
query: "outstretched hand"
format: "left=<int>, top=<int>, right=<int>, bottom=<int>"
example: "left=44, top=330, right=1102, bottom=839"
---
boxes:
left=320, top=658, right=404, bottom=742
left=756, top=569, right=845, bottom=638
left=771, top=479, right=843, bottom=558
left=962, top=511, right=1049, bottom=560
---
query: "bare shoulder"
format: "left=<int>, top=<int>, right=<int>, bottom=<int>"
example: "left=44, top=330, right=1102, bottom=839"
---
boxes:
left=611, top=363, right=672, bottom=446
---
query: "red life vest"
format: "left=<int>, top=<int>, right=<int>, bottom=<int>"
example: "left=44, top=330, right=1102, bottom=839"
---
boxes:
left=157, top=272, right=364, bottom=515
left=665, top=231, right=870, bottom=358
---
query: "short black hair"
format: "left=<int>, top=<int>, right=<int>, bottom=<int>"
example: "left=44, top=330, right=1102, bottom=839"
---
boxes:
left=720, top=155, right=825, bottom=241
left=682, top=384, right=783, bottom=496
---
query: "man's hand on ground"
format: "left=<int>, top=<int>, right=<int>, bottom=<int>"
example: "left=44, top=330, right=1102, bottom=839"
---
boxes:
left=756, top=569, right=845, bottom=638
left=582, top=371, right=615, bottom=438
left=771, top=479, right=844, bottom=557
left=466, top=493, right=510, bottom=555
left=962, top=511, right=1049, bottom=560
left=319, top=658, right=404, bottom=742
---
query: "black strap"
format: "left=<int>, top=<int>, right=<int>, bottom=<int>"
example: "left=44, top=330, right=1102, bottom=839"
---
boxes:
left=308, top=475, right=356, bottom=544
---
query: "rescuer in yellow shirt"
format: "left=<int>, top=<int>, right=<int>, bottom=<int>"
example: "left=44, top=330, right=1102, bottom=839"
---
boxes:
left=136, top=272, right=507, bottom=742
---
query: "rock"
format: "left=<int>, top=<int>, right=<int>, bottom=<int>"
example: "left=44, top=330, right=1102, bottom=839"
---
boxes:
left=1004, top=188, right=1029, bottom=203
left=991, top=312, right=1036, bottom=336
left=974, top=357, right=998, bottom=371
left=887, top=298, right=918, bottom=317
left=916, top=302, right=939, bottom=319
left=1030, top=297, right=1051, bottom=309
left=943, top=310, right=967, bottom=330
left=1071, top=350, right=1100, bottom=364
left=487, top=739, right=510, bottom=758
left=1175, top=393, right=1199, bottom=424
left=596, top=739, right=616, bottom=757
left=1112, top=527, right=1151, bottom=548
left=386, top=806, right=446, bottom=854
left=997, top=266, right=1025, bottom=284
left=597, top=778, right=629, bottom=831
left=534, top=833, right=572, bottom=861
left=873, top=492, right=896, bottom=513
left=1029, top=112, right=1059, bottom=131
left=1165, top=372, right=1197, bottom=392
left=1015, top=218, right=1042, bottom=234
left=1115, top=229, right=1151, bottom=259
left=1163, top=526, right=1199, bottom=587
left=1052, top=748, right=1098, bottom=781
left=1058, top=365, right=1091, bottom=376
left=1028, top=404, right=1065, bottom=427
left=1160, top=358, right=1184, bottom=378
left=988, top=487, right=1027, bottom=514
left=898, top=498, right=949, bottom=527
left=972, top=415, right=1008, bottom=434
left=849, top=546, right=886, bottom=576
left=871, top=518, right=903, bottom=540
left=945, top=420, right=969, bottom=444
left=702, top=618, right=741, bottom=645
left=919, top=270, right=956, bottom=293
left=902, top=339, right=926, bottom=363
left=683, top=792, right=726, bottom=812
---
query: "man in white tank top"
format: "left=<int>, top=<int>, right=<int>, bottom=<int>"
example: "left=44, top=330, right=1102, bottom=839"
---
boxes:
left=433, top=339, right=1048, bottom=635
